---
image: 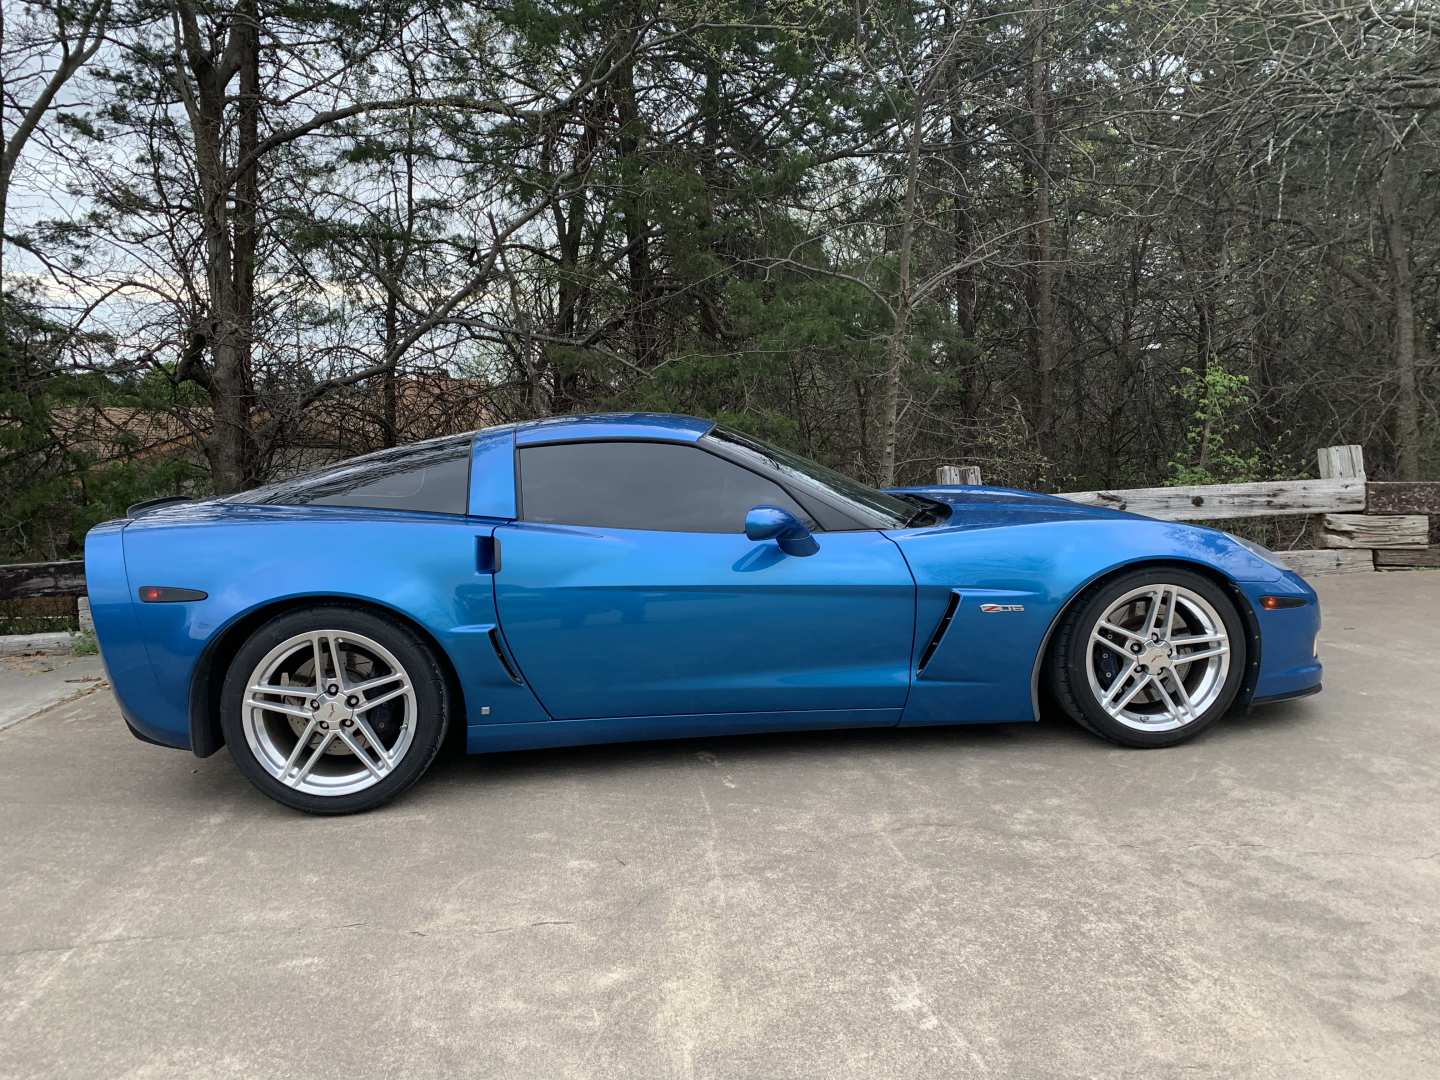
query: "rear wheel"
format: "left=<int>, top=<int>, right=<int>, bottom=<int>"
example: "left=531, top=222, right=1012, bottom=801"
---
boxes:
left=1047, top=568, right=1246, bottom=747
left=220, top=606, right=450, bottom=813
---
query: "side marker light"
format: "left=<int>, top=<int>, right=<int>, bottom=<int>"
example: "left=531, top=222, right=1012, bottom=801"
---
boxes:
left=138, top=586, right=208, bottom=603
left=1260, top=595, right=1307, bottom=611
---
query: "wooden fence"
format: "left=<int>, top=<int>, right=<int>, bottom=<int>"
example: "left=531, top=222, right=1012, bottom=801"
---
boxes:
left=940, top=444, right=1438, bottom=576
left=0, top=443, right=1434, bottom=624
left=0, top=560, right=86, bottom=601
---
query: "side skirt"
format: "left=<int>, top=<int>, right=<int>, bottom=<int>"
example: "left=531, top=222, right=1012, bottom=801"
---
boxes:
left=467, top=707, right=901, bottom=754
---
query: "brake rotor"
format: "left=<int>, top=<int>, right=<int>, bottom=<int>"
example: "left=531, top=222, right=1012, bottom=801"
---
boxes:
left=278, top=669, right=402, bottom=757
left=278, top=671, right=353, bottom=757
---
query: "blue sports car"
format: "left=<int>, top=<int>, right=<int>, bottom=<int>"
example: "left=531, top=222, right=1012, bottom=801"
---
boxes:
left=85, top=413, right=1322, bottom=813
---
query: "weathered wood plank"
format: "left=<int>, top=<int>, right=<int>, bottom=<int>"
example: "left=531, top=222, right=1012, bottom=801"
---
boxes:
left=1320, top=514, right=1428, bottom=549
left=1365, top=481, right=1440, bottom=515
left=936, top=464, right=983, bottom=485
left=1374, top=546, right=1440, bottom=570
left=0, top=632, right=74, bottom=658
left=1274, top=549, right=1375, bottom=576
left=1317, top=445, right=1366, bottom=480
left=1057, top=479, right=1363, bottom=521
left=0, top=561, right=86, bottom=600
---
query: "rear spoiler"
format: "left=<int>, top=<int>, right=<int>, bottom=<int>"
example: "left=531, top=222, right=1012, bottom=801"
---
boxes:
left=126, top=495, right=194, bottom=518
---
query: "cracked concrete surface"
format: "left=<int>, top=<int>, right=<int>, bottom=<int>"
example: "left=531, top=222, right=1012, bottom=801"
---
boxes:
left=0, top=653, right=106, bottom=733
left=1, top=574, right=1436, bottom=1079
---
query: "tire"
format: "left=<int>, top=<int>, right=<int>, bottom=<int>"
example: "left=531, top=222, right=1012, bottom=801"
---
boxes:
left=220, top=605, right=451, bottom=813
left=1046, top=567, right=1246, bottom=748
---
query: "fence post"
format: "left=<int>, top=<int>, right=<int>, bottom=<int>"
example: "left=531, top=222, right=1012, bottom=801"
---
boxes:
left=936, top=464, right=983, bottom=486
left=1315, top=445, right=1392, bottom=568
left=1316, top=444, right=1365, bottom=550
left=1317, top=445, right=1365, bottom=482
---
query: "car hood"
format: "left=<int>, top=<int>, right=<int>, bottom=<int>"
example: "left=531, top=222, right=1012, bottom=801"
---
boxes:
left=886, top=484, right=1144, bottom=529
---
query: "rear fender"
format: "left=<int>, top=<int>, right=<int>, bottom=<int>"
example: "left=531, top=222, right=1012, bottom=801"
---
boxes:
left=113, top=508, right=551, bottom=754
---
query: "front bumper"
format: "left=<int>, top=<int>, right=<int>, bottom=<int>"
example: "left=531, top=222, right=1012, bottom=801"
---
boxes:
left=1242, top=570, right=1323, bottom=703
left=1252, top=683, right=1322, bottom=706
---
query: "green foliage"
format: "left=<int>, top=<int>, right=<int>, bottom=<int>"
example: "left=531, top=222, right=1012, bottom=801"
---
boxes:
left=2, top=443, right=206, bottom=564
left=1167, top=362, right=1263, bottom=486
left=6, top=0, right=1435, bottom=540
left=70, top=630, right=99, bottom=655
left=1, top=295, right=208, bottom=561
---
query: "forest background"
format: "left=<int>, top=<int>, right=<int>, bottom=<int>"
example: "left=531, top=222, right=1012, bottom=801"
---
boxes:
left=3, top=0, right=1436, bottom=567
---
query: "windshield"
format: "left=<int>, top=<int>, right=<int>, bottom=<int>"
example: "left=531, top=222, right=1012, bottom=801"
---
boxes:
left=704, top=427, right=917, bottom=528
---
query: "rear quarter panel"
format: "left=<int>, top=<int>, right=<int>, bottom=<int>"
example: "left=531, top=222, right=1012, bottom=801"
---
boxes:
left=111, top=505, right=549, bottom=750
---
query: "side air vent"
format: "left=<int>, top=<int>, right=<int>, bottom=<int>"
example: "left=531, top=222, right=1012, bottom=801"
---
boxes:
left=916, top=591, right=962, bottom=676
left=488, top=628, right=523, bottom=684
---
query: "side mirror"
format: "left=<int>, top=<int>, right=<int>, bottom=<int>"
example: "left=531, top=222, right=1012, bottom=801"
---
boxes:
left=744, top=505, right=819, bottom=557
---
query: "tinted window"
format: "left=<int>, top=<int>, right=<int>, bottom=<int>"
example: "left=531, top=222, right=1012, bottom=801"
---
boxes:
left=704, top=427, right=913, bottom=529
left=230, top=435, right=472, bottom=515
left=519, top=441, right=814, bottom=533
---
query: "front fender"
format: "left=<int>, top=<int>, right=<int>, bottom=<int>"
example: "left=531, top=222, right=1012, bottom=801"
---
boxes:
left=885, top=518, right=1285, bottom=725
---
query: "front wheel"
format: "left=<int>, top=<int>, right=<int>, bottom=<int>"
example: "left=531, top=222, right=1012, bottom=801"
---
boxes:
left=220, top=605, right=451, bottom=813
left=1046, top=568, right=1246, bottom=747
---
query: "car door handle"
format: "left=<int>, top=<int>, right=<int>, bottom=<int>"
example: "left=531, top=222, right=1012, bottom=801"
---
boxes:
left=477, top=535, right=500, bottom=573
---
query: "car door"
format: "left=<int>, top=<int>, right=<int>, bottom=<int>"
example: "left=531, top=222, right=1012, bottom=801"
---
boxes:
left=492, top=439, right=916, bottom=722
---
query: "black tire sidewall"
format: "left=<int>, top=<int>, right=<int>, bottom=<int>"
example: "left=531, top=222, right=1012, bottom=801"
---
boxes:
left=220, top=605, right=449, bottom=813
left=1064, top=568, right=1247, bottom=748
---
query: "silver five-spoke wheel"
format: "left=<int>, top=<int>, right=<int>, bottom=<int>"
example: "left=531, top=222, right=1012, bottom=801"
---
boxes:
left=1048, top=568, right=1246, bottom=747
left=241, top=629, right=418, bottom=797
left=1084, top=584, right=1231, bottom=733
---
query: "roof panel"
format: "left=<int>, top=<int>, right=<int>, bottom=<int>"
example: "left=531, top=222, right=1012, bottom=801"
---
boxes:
left=513, top=412, right=714, bottom=446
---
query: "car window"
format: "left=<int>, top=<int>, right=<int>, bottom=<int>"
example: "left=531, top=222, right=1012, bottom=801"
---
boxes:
left=519, top=441, right=816, bottom=533
left=229, top=435, right=472, bottom=515
left=704, top=427, right=913, bottom=529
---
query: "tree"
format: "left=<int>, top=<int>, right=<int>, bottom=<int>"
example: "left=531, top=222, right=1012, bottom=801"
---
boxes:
left=1, top=0, right=111, bottom=285
left=5, top=0, right=1438, bottom=568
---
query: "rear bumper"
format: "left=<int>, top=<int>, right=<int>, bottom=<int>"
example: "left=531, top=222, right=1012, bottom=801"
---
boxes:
left=122, top=706, right=188, bottom=749
left=86, top=519, right=194, bottom=752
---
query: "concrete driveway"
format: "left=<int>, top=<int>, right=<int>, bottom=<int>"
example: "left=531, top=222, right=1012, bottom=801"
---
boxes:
left=2, top=574, right=1437, bottom=1079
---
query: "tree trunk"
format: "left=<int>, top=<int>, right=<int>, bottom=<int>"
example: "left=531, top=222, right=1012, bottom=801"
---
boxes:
left=381, top=270, right=400, bottom=447
left=1378, top=151, right=1421, bottom=481
left=189, top=78, right=240, bottom=490
left=876, top=55, right=929, bottom=487
left=613, top=53, right=655, bottom=366
left=179, top=0, right=259, bottom=493
left=943, top=2, right=979, bottom=411
left=548, top=103, right=600, bottom=413
left=878, top=303, right=909, bottom=487
left=1023, top=5, right=1056, bottom=460
left=226, top=2, right=260, bottom=485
